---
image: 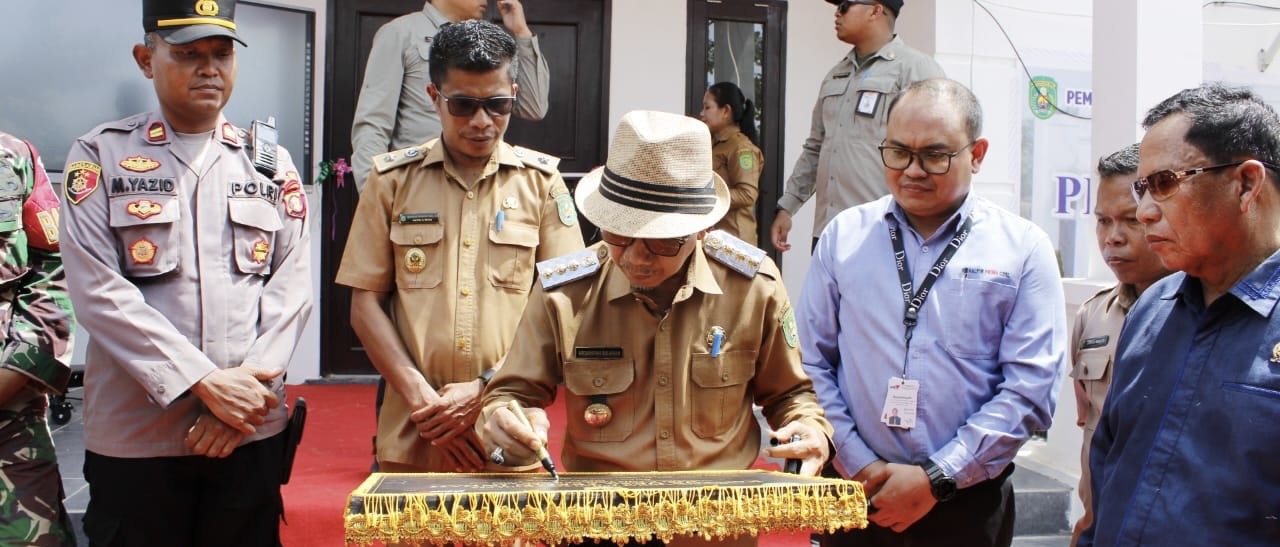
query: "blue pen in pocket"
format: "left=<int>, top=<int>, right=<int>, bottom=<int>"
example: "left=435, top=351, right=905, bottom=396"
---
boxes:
left=709, top=326, right=725, bottom=357
left=495, top=210, right=505, bottom=232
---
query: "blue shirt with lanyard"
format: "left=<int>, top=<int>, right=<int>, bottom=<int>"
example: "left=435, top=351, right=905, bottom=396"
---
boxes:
left=797, top=195, right=1066, bottom=488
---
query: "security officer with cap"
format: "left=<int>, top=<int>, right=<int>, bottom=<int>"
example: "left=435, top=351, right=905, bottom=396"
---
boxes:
left=479, top=110, right=832, bottom=547
left=59, top=1, right=312, bottom=545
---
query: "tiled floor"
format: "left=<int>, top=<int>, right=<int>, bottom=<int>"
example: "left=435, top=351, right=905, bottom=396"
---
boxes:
left=48, top=387, right=89, bottom=545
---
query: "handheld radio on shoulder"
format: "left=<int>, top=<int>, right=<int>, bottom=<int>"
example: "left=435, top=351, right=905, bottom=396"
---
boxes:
left=249, top=116, right=278, bottom=177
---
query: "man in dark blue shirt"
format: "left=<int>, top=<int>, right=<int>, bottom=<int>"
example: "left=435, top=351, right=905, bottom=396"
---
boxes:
left=1083, top=83, right=1280, bottom=546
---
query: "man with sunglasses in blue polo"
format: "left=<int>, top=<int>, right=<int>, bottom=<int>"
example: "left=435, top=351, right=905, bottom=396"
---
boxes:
left=1082, top=84, right=1280, bottom=546
left=336, top=19, right=583, bottom=474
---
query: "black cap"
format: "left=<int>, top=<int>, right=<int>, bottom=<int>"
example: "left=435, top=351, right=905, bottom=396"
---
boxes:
left=826, top=0, right=903, bottom=18
left=143, top=0, right=245, bottom=46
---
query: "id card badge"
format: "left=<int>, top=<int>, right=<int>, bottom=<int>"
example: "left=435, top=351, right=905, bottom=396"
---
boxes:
left=881, top=377, right=919, bottom=429
left=856, top=91, right=881, bottom=117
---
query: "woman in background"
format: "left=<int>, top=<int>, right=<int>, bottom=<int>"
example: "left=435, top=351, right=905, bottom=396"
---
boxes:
left=700, top=82, right=764, bottom=245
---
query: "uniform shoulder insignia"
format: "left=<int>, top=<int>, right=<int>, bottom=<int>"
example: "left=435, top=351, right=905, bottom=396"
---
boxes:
left=537, top=247, right=603, bottom=290
left=373, top=143, right=429, bottom=174
left=512, top=145, right=561, bottom=174
left=88, top=114, right=151, bottom=137
left=704, top=230, right=767, bottom=278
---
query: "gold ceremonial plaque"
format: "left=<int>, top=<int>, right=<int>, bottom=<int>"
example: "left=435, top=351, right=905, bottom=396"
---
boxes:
left=345, top=470, right=867, bottom=546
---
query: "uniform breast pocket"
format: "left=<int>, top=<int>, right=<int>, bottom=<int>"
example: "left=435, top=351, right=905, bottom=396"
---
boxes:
left=564, top=359, right=635, bottom=442
left=819, top=76, right=852, bottom=123
left=939, top=277, right=1016, bottom=360
left=855, top=76, right=901, bottom=127
left=228, top=199, right=282, bottom=276
left=690, top=350, right=757, bottom=439
left=390, top=223, right=444, bottom=289
left=487, top=221, right=538, bottom=291
left=0, top=185, right=29, bottom=284
left=1071, top=349, right=1111, bottom=382
left=109, top=195, right=181, bottom=277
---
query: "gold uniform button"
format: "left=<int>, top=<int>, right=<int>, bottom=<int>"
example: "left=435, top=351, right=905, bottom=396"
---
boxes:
left=659, top=430, right=671, bottom=439
left=466, top=191, right=475, bottom=199
left=721, top=373, right=730, bottom=381
left=592, top=378, right=604, bottom=387
left=414, top=236, right=423, bottom=244
left=658, top=375, right=669, bottom=386
left=461, top=287, right=472, bottom=296
left=463, top=238, right=474, bottom=247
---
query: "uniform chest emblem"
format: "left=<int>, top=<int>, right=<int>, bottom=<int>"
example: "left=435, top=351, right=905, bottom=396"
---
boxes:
left=404, top=248, right=426, bottom=273
left=64, top=161, right=101, bottom=205
left=252, top=239, right=270, bottom=263
left=584, top=402, right=613, bottom=427
left=126, top=199, right=164, bottom=220
left=502, top=196, right=518, bottom=209
left=129, top=238, right=157, bottom=265
left=119, top=156, right=161, bottom=173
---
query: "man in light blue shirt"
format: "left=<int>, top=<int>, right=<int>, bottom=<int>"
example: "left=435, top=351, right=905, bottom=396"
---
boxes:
left=798, top=78, right=1067, bottom=546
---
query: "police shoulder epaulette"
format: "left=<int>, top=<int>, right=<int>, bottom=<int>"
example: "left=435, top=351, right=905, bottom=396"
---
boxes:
left=537, top=247, right=604, bottom=289
left=373, top=143, right=429, bottom=174
left=704, top=230, right=767, bottom=278
left=511, top=145, right=560, bottom=174
left=92, top=114, right=152, bottom=137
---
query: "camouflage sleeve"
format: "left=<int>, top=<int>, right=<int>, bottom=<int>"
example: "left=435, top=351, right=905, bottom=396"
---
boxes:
left=1, top=141, right=74, bottom=393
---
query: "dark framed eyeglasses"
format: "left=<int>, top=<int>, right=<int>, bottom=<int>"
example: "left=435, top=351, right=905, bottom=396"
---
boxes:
left=599, top=230, right=690, bottom=257
left=878, top=141, right=977, bottom=175
left=1130, top=161, right=1249, bottom=202
left=440, top=95, right=516, bottom=118
left=838, top=0, right=880, bottom=15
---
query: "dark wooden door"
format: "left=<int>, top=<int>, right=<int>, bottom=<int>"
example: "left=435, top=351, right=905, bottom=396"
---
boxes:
left=686, top=0, right=787, bottom=264
left=322, top=0, right=611, bottom=376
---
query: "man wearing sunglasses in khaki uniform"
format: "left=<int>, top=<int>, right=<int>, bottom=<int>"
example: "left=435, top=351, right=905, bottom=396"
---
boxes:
left=479, top=110, right=832, bottom=547
left=337, top=20, right=583, bottom=473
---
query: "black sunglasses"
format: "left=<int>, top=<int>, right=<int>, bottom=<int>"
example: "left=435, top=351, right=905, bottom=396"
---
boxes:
left=440, top=95, right=516, bottom=118
left=838, top=0, right=879, bottom=14
left=598, top=230, right=690, bottom=257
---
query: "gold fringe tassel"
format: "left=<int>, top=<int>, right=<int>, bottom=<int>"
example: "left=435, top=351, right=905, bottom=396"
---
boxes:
left=344, top=471, right=867, bottom=546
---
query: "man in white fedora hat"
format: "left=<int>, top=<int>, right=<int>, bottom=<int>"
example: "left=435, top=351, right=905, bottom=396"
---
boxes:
left=478, top=110, right=833, bottom=546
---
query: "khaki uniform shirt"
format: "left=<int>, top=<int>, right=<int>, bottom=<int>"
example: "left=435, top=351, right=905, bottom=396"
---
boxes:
left=483, top=242, right=831, bottom=474
left=336, top=139, right=584, bottom=468
left=1069, top=282, right=1133, bottom=538
left=60, top=112, right=313, bottom=458
left=711, top=127, right=762, bottom=246
left=350, top=1, right=551, bottom=189
left=778, top=36, right=944, bottom=238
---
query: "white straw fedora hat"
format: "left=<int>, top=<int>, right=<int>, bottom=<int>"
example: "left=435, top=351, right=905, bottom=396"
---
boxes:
left=575, top=110, right=730, bottom=238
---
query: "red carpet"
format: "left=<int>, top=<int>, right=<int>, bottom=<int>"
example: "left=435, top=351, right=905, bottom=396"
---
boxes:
left=280, top=383, right=809, bottom=546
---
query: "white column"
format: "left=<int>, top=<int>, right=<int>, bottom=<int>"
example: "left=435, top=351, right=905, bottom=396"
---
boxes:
left=1090, top=0, right=1202, bottom=278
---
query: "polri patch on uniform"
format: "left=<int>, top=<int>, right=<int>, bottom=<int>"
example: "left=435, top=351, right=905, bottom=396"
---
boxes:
left=781, top=304, right=799, bottom=349
left=575, top=347, right=623, bottom=360
left=147, top=122, right=167, bottom=142
left=555, top=192, right=577, bottom=226
left=129, top=237, right=157, bottom=265
left=126, top=199, right=164, bottom=220
left=738, top=151, right=754, bottom=170
left=399, top=212, right=439, bottom=224
left=64, top=161, right=101, bottom=205
left=119, top=156, right=161, bottom=173
left=282, top=179, right=307, bottom=219
left=1081, top=335, right=1109, bottom=350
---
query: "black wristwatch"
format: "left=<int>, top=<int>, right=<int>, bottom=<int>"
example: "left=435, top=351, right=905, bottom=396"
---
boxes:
left=477, top=368, right=496, bottom=386
left=920, top=460, right=957, bottom=502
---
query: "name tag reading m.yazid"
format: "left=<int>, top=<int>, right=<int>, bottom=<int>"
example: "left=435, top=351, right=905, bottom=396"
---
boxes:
left=399, top=212, right=439, bottom=224
left=575, top=347, right=623, bottom=360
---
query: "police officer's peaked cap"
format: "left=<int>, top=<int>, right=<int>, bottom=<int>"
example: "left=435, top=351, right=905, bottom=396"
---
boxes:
left=824, top=0, right=903, bottom=18
left=143, top=0, right=246, bottom=46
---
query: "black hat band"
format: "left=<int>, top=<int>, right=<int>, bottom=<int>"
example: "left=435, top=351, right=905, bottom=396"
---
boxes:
left=598, top=167, right=717, bottom=215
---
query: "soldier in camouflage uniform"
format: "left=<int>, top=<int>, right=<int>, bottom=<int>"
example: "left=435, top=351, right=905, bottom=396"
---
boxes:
left=0, top=131, right=77, bottom=546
